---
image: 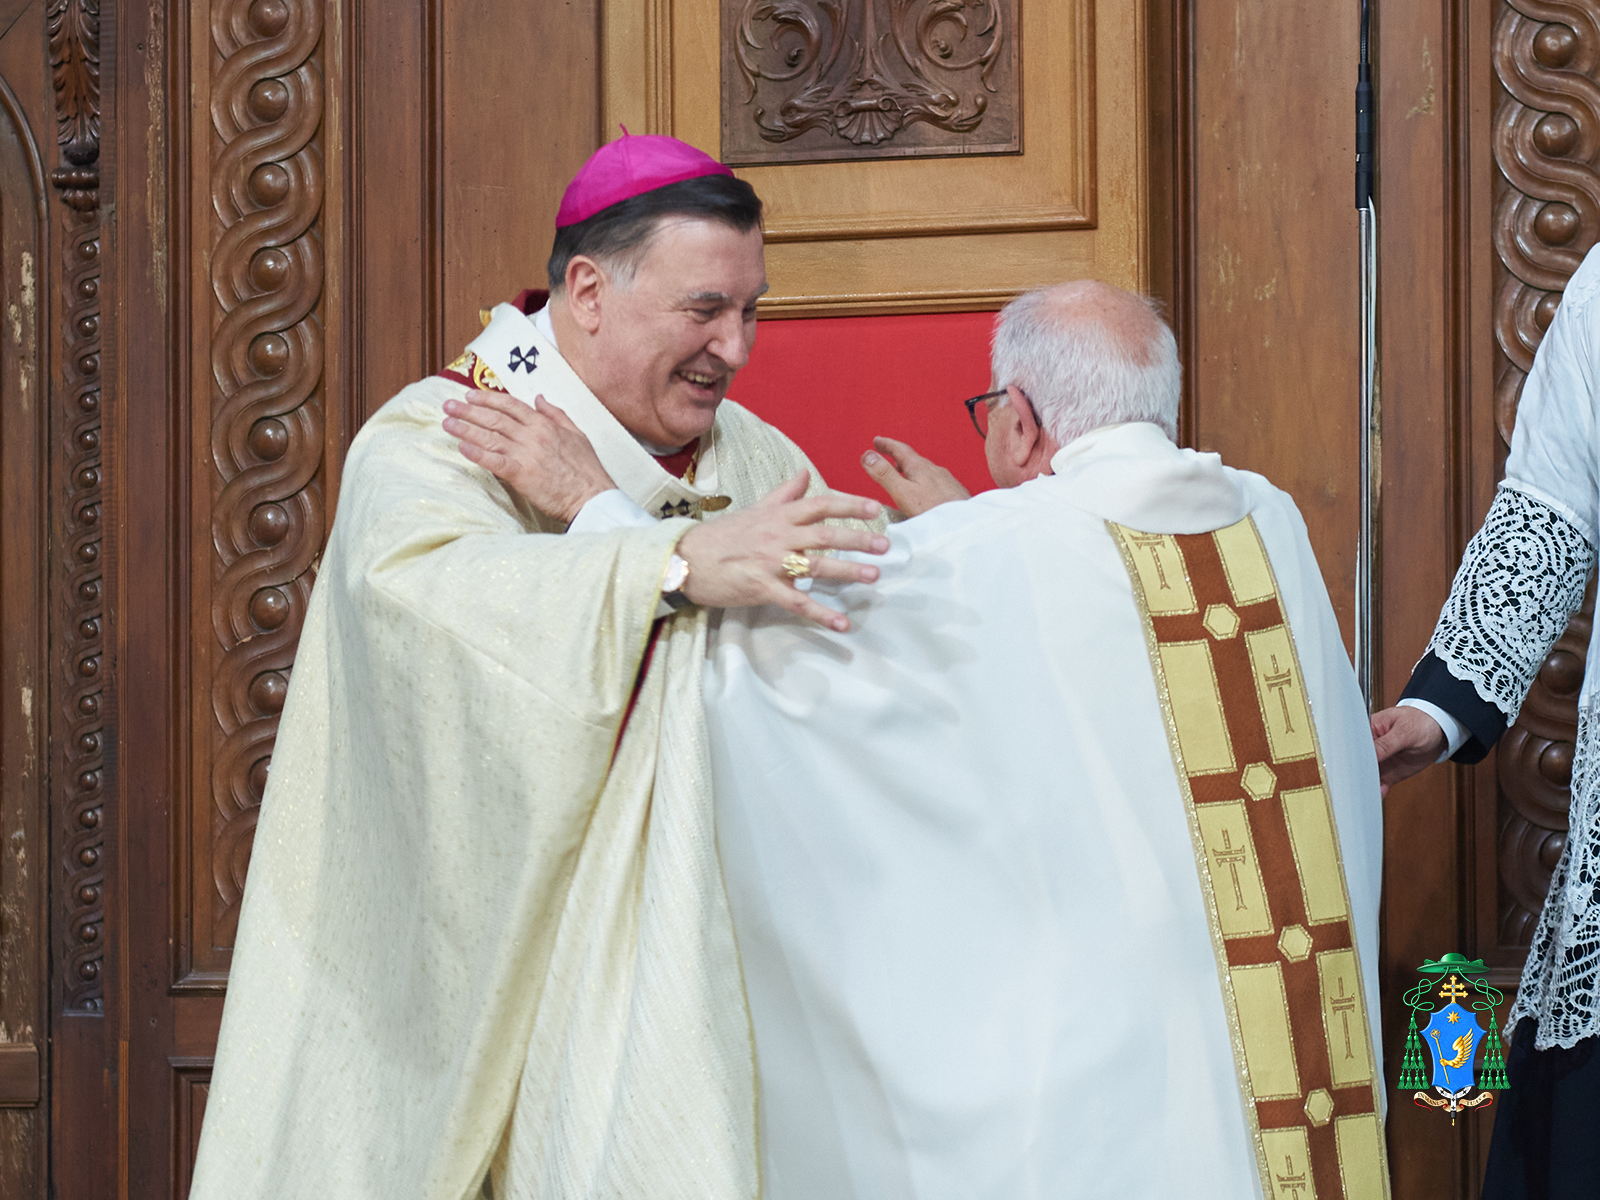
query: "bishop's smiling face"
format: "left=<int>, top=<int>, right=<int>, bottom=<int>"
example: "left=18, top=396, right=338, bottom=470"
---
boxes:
left=587, top=217, right=768, bottom=448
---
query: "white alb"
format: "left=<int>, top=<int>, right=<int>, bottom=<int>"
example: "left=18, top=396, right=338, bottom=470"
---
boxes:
left=1441, top=242, right=1600, bottom=1050
left=704, top=422, right=1387, bottom=1200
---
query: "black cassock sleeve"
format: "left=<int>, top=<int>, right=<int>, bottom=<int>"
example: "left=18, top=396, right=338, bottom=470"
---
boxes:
left=1398, top=651, right=1508, bottom=765
left=1399, top=486, right=1595, bottom=766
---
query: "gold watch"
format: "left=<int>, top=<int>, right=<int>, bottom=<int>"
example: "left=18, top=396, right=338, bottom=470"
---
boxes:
left=661, top=552, right=695, bottom=611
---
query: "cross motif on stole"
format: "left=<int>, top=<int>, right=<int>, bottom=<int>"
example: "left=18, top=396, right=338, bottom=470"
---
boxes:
left=1129, top=532, right=1176, bottom=590
left=1263, top=653, right=1297, bottom=732
left=1330, top=977, right=1359, bottom=1062
left=1213, top=828, right=1251, bottom=912
left=1276, top=1157, right=1310, bottom=1199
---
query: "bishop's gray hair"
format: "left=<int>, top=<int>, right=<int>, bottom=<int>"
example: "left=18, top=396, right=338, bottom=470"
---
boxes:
left=990, top=283, right=1181, bottom=444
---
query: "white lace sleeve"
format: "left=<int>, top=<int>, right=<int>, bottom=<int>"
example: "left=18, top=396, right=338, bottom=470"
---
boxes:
left=1424, top=486, right=1595, bottom=721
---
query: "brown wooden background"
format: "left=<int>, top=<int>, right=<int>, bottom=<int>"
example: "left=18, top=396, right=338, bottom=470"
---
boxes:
left=0, top=0, right=1591, bottom=1195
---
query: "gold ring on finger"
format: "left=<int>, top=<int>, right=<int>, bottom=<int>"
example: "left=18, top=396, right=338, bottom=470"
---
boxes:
left=781, top=552, right=813, bottom=580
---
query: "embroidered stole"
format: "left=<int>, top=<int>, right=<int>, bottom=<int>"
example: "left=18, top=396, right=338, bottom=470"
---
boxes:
left=1109, top=517, right=1391, bottom=1200
left=460, top=303, right=732, bottom=521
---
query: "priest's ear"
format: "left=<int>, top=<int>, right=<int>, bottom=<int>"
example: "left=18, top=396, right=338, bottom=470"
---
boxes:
left=986, top=385, right=1056, bottom=487
left=561, top=255, right=609, bottom=334
left=993, top=385, right=1041, bottom=459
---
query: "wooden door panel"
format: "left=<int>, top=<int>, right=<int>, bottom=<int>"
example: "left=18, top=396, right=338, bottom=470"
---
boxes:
left=171, top=1058, right=211, bottom=1200
left=606, top=0, right=1147, bottom=316
left=173, top=0, right=340, bottom=989
left=1183, top=0, right=1527, bottom=1193
left=1190, top=0, right=1362, bottom=644
left=111, top=0, right=605, bottom=1193
left=0, top=0, right=116, bottom=1191
left=0, top=49, right=48, bottom=1200
left=438, top=0, right=600, bottom=359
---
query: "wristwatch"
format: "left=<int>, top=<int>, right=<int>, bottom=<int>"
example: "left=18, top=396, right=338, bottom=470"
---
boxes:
left=661, top=553, right=696, bottom=611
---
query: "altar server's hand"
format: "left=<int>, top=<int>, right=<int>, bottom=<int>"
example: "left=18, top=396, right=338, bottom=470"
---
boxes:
left=861, top=436, right=971, bottom=517
left=677, top=472, right=888, bottom=632
left=1370, top=705, right=1447, bottom=796
left=445, top=391, right=616, bottom=522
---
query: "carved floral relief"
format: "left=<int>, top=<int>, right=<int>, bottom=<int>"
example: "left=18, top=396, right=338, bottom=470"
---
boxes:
left=721, top=0, right=1019, bottom=164
left=47, top=0, right=100, bottom=209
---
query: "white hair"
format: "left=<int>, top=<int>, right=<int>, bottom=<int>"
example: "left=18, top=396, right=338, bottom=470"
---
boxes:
left=990, top=282, right=1181, bottom=444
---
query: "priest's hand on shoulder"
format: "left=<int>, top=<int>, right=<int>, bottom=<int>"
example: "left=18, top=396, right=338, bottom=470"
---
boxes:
left=1369, top=705, right=1447, bottom=796
left=677, top=473, right=889, bottom=633
left=861, top=437, right=971, bottom=518
left=444, top=390, right=615, bottom=522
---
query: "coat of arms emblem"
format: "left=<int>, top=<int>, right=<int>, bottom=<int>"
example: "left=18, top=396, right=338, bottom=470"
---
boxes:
left=1397, top=952, right=1509, bottom=1122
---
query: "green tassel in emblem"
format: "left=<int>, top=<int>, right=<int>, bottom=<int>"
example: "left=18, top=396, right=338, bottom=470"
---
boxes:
left=1398, top=1011, right=1428, bottom=1091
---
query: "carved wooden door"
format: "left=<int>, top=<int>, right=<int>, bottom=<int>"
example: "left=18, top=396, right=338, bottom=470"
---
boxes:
left=0, top=0, right=110, bottom=1193
left=103, top=1, right=607, bottom=1195
left=0, top=21, right=50, bottom=1196
left=1170, top=0, right=1600, bottom=1194
left=30, top=0, right=1586, bottom=1196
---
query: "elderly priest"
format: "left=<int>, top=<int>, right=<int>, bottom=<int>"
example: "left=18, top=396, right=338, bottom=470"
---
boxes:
left=704, top=282, right=1392, bottom=1199
left=189, top=135, right=888, bottom=1200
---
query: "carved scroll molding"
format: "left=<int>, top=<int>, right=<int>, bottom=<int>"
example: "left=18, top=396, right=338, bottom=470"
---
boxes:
left=722, top=0, right=1019, bottom=164
left=199, top=0, right=326, bottom=963
left=47, top=0, right=100, bottom=209
left=45, top=0, right=106, bottom=1011
left=1491, top=0, right=1600, bottom=945
left=1491, top=1, right=1600, bottom=437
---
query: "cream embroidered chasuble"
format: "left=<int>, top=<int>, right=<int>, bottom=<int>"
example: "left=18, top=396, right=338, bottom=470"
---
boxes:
left=190, top=304, right=822, bottom=1200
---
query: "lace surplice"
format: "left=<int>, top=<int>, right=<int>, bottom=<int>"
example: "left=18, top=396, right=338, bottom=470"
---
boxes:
left=1426, top=487, right=1594, bottom=722
left=1427, top=485, right=1599, bottom=1048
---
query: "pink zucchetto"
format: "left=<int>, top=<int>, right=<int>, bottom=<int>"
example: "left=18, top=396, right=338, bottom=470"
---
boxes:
left=555, top=131, right=735, bottom=228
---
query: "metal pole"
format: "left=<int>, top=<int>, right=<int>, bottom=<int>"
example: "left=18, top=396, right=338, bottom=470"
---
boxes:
left=1357, top=201, right=1377, bottom=710
left=1355, top=0, right=1378, bottom=710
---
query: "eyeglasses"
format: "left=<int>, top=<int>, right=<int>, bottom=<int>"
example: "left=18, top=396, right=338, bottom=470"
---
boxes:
left=963, top=389, right=1011, bottom=439
left=963, top=390, right=1007, bottom=439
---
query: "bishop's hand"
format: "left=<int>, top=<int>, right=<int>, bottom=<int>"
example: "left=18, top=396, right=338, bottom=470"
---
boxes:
left=444, top=390, right=616, bottom=523
left=1370, top=705, right=1448, bottom=796
left=677, top=472, right=889, bottom=633
left=861, top=436, right=971, bottom=517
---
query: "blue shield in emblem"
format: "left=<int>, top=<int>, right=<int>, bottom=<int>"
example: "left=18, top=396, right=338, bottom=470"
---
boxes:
left=1421, top=1002, right=1484, bottom=1092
